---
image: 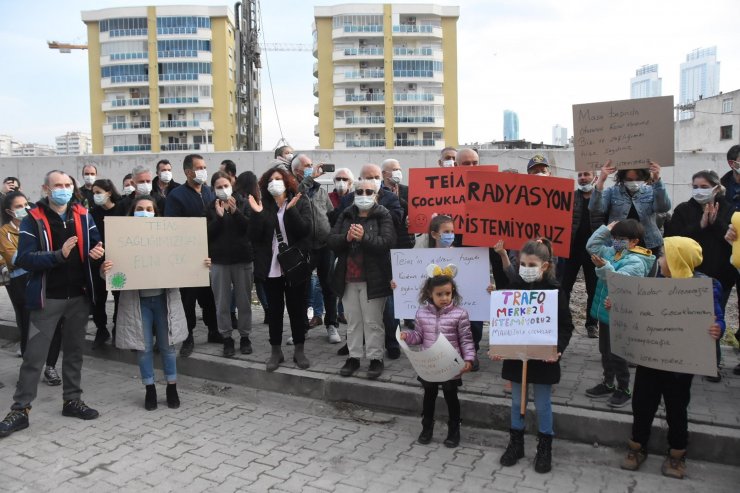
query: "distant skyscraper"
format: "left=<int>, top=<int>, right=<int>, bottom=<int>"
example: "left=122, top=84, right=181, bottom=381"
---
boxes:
left=552, top=124, right=568, bottom=147
left=680, top=47, right=720, bottom=105
left=503, top=110, right=519, bottom=140
left=630, top=64, right=662, bottom=99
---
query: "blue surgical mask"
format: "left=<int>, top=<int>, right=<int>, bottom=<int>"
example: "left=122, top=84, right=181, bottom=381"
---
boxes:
left=612, top=239, right=629, bottom=252
left=438, top=232, right=455, bottom=247
left=303, top=167, right=313, bottom=179
left=134, top=210, right=155, bottom=218
left=50, top=188, right=73, bottom=206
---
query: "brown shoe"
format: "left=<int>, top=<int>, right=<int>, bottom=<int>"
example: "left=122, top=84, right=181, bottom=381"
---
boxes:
left=661, top=449, right=686, bottom=479
left=308, top=316, right=323, bottom=328
left=620, top=440, right=647, bottom=471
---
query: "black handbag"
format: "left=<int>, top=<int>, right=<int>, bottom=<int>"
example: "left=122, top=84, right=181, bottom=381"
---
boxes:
left=275, top=225, right=311, bottom=286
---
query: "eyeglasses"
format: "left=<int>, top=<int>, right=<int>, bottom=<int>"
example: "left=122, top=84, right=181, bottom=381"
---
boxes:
left=335, top=177, right=350, bottom=182
left=355, top=189, right=376, bottom=196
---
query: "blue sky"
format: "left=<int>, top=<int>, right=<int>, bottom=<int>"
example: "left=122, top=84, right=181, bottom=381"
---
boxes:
left=1, top=0, right=738, bottom=150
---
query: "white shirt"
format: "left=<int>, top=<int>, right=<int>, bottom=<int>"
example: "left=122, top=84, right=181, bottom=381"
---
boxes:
left=268, top=202, right=289, bottom=278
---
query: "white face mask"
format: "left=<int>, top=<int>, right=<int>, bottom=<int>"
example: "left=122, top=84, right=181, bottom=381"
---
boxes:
left=193, top=169, right=208, bottom=185
left=390, top=170, right=403, bottom=184
left=284, top=153, right=294, bottom=162
left=136, top=182, right=152, bottom=195
left=216, top=186, right=232, bottom=201
left=267, top=179, right=286, bottom=197
left=577, top=183, right=594, bottom=193
left=123, top=185, right=135, bottom=196
left=692, top=187, right=715, bottom=204
left=354, top=194, right=375, bottom=211
left=624, top=181, right=644, bottom=193
left=441, top=159, right=455, bottom=168
left=334, top=180, right=349, bottom=193
left=534, top=172, right=549, bottom=177
left=363, top=178, right=381, bottom=191
left=13, top=207, right=29, bottom=220
left=93, top=193, right=109, bottom=206
left=519, top=265, right=542, bottom=283
left=159, top=171, right=173, bottom=183
left=83, top=175, right=96, bottom=186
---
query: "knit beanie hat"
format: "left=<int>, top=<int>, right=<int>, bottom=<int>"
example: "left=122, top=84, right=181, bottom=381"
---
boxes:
left=663, top=236, right=703, bottom=279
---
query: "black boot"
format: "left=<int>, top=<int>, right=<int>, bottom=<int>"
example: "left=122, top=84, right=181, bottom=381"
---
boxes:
left=534, top=432, right=553, bottom=473
left=144, top=384, right=157, bottom=411
left=92, top=327, right=110, bottom=350
left=418, top=417, right=434, bottom=445
left=166, top=383, right=180, bottom=409
left=500, top=429, right=525, bottom=466
left=223, top=337, right=235, bottom=358
left=443, top=420, right=460, bottom=448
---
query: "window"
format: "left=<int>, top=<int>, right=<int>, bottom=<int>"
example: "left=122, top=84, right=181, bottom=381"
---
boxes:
left=720, top=125, right=733, bottom=140
left=723, top=99, right=734, bottom=114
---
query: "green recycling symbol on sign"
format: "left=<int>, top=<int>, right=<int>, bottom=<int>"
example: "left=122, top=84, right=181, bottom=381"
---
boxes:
left=111, top=272, right=127, bottom=289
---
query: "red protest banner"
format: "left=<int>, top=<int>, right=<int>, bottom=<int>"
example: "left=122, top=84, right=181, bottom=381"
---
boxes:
left=461, top=171, right=575, bottom=258
left=407, top=166, right=498, bottom=234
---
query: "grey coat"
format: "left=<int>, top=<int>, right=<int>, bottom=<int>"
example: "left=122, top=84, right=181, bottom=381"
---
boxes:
left=299, top=176, right=333, bottom=249
left=115, top=289, right=188, bottom=351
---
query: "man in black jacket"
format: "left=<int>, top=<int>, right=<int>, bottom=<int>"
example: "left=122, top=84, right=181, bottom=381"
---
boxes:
left=720, top=144, right=740, bottom=375
left=152, top=159, right=180, bottom=203
left=165, top=154, right=220, bottom=356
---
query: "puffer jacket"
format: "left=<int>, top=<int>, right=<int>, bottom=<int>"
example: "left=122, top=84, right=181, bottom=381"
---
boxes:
left=328, top=203, right=396, bottom=300
left=587, top=225, right=656, bottom=324
left=115, top=289, right=188, bottom=351
left=589, top=180, right=671, bottom=249
left=404, top=303, right=476, bottom=362
left=298, top=175, right=333, bottom=249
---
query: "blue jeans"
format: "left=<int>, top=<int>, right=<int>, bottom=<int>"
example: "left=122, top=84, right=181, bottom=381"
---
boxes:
left=138, top=294, right=177, bottom=385
left=511, top=382, right=553, bottom=435
left=308, top=272, right=324, bottom=317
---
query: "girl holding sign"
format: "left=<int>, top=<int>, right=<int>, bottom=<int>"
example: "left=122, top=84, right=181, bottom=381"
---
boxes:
left=400, top=264, right=475, bottom=448
left=490, top=238, right=574, bottom=474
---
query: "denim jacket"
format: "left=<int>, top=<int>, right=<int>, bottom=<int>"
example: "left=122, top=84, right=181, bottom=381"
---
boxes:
left=588, top=180, right=671, bottom=249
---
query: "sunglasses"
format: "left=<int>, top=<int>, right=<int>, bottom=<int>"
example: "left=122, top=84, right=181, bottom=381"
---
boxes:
left=335, top=177, right=350, bottom=182
left=355, top=189, right=376, bottom=196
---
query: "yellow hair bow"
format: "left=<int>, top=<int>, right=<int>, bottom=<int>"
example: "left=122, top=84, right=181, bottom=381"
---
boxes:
left=426, top=263, right=458, bottom=279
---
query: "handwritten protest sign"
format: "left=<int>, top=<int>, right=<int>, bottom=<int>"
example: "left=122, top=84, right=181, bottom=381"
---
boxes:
left=104, top=217, right=209, bottom=290
left=489, top=289, right=558, bottom=360
left=572, top=95, right=674, bottom=171
left=407, top=166, right=498, bottom=234
left=396, top=328, right=465, bottom=382
left=461, top=171, right=575, bottom=258
left=391, top=247, right=491, bottom=321
left=607, top=273, right=716, bottom=377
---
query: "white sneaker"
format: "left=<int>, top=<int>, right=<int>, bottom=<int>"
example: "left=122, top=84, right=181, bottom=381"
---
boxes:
left=286, top=337, right=294, bottom=346
left=327, top=326, right=341, bottom=344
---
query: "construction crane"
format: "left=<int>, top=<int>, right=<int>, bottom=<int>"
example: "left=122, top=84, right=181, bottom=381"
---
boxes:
left=48, top=40, right=308, bottom=53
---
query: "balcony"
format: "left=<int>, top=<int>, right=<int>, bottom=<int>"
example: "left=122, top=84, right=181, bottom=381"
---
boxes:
left=102, top=98, right=150, bottom=111
left=313, top=82, right=318, bottom=96
left=333, top=47, right=384, bottom=61
left=157, top=27, right=198, bottom=36
left=394, top=139, right=437, bottom=147
left=336, top=93, right=385, bottom=105
left=160, top=120, right=200, bottom=130
left=159, top=73, right=200, bottom=81
left=341, top=116, right=385, bottom=126
left=392, top=25, right=443, bottom=37
left=108, top=52, right=148, bottom=61
left=103, top=121, right=151, bottom=133
left=394, top=116, right=443, bottom=126
left=159, top=96, right=198, bottom=105
left=102, top=75, right=149, bottom=88
left=333, top=25, right=383, bottom=39
left=345, top=139, right=386, bottom=148
left=340, top=69, right=384, bottom=82
left=158, top=50, right=197, bottom=58
left=109, top=28, right=148, bottom=38
left=393, top=47, right=435, bottom=57
left=112, top=144, right=151, bottom=152
left=160, top=143, right=202, bottom=151
left=392, top=70, right=442, bottom=79
left=313, top=61, right=318, bottom=77
left=394, top=93, right=435, bottom=102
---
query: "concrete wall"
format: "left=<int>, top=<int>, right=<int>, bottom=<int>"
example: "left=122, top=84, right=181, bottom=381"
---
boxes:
left=676, top=89, right=740, bottom=152
left=0, top=149, right=733, bottom=207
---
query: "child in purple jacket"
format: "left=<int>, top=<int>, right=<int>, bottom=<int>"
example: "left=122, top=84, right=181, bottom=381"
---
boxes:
left=401, top=264, right=475, bottom=448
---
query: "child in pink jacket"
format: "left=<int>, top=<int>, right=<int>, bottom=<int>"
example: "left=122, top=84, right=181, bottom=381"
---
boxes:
left=401, top=265, right=475, bottom=448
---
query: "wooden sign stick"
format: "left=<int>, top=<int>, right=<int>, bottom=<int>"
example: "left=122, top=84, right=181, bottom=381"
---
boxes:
left=520, top=360, right=528, bottom=418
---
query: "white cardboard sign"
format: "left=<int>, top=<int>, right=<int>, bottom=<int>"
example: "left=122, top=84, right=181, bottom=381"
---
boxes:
left=390, top=247, right=491, bottom=321
left=396, top=328, right=465, bottom=382
left=489, top=290, right=558, bottom=347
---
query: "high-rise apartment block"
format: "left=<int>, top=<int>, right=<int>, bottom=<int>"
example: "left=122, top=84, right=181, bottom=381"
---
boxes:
left=503, top=110, right=519, bottom=141
left=56, top=132, right=93, bottom=155
left=313, top=3, right=459, bottom=149
left=630, top=64, right=662, bottom=99
left=82, top=6, right=239, bottom=154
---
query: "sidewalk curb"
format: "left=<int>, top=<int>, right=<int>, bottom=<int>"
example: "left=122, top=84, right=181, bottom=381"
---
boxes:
left=1, top=323, right=737, bottom=466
